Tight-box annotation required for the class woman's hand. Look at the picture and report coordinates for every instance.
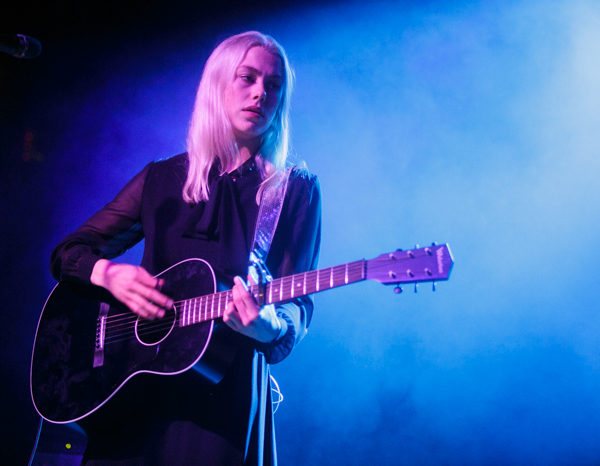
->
[223,276,282,343]
[91,259,173,320]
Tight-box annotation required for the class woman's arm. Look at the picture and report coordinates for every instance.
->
[50,163,172,319]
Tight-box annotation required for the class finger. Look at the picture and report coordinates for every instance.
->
[223,303,242,329]
[127,291,165,319]
[230,283,249,325]
[231,282,259,326]
[134,267,158,285]
[233,276,258,311]
[223,302,235,322]
[124,292,152,319]
[143,287,173,308]
[130,281,173,308]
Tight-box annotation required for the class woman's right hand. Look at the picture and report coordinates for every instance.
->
[91,259,173,319]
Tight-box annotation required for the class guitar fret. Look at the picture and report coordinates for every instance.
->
[179,260,369,324]
[308,270,317,294]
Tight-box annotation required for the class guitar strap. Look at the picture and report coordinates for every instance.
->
[244,167,291,464]
[248,167,291,286]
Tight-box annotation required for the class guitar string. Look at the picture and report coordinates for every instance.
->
[101,257,428,344]
[102,267,368,344]
[101,263,372,343]
[104,263,365,332]
[101,260,373,327]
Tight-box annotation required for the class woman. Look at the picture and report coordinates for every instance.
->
[50,31,321,465]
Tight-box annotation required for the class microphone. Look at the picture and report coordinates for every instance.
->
[0,34,42,59]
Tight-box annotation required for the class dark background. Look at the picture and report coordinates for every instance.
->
[1,2,327,463]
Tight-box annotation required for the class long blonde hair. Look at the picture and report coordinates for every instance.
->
[184,31,294,204]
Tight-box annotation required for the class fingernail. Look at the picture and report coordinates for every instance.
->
[234,276,247,289]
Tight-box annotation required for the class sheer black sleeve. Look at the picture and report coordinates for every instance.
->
[50,164,151,283]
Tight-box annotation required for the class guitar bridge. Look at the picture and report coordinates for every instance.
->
[94,302,109,367]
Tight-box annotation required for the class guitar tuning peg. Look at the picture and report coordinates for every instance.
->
[414,283,418,293]
[432,281,436,292]
[394,285,403,294]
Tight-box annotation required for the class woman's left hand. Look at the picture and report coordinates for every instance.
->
[223,276,282,343]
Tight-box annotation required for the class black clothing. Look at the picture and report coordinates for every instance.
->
[50,153,321,465]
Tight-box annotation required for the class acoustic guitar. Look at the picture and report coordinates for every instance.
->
[31,244,453,423]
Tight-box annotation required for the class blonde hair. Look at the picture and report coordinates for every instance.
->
[184,31,294,204]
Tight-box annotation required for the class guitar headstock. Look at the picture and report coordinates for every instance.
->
[366,244,454,285]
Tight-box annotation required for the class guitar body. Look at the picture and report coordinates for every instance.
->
[31,258,234,424]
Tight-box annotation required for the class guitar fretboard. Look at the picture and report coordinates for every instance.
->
[177,260,366,328]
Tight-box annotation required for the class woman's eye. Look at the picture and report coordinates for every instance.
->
[240,75,254,83]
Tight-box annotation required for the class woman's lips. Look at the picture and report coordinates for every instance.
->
[243,106,264,117]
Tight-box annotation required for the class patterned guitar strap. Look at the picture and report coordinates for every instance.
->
[244,167,291,465]
[248,167,291,292]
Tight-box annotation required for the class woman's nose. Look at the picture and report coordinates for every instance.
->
[253,83,267,101]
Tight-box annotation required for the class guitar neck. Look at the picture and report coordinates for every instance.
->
[260,259,366,304]
[175,244,453,328]
[177,260,366,326]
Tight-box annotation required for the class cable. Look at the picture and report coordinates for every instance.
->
[27,417,43,466]
[270,374,284,414]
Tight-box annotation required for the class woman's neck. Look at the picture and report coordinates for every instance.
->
[229,139,259,173]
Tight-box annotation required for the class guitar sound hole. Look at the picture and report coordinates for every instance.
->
[134,307,176,346]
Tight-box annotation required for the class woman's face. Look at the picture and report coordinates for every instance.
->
[224,46,284,148]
